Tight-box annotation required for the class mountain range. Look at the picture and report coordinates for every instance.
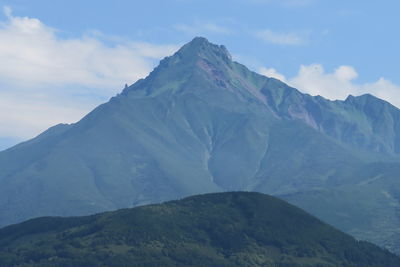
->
[1,37,400,253]
[1,192,399,267]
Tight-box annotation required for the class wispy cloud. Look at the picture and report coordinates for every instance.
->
[259,64,400,108]
[3,5,12,18]
[0,6,179,144]
[256,29,307,45]
[175,21,233,35]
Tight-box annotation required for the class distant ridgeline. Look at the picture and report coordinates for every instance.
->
[1,37,400,254]
[0,192,399,266]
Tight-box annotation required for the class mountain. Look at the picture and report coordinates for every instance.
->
[1,192,398,267]
[1,37,400,253]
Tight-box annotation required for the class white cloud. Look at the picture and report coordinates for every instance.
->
[361,78,400,108]
[0,9,178,89]
[289,64,359,99]
[258,64,400,108]
[0,7,178,146]
[259,67,287,82]
[0,91,92,139]
[256,29,306,45]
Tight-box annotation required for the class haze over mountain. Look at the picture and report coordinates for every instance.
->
[1,192,399,267]
[1,37,400,253]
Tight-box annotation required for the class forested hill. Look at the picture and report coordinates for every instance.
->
[0,192,398,266]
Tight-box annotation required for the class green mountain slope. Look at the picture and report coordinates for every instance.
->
[280,161,400,253]
[0,37,400,253]
[0,192,398,267]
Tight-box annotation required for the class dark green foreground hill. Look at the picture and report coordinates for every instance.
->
[0,192,398,267]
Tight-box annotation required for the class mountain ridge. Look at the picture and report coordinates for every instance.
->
[1,37,400,253]
[119,37,400,156]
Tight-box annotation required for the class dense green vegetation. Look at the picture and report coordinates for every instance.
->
[1,37,400,254]
[0,192,398,267]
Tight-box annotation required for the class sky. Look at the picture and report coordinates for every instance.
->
[0,0,400,150]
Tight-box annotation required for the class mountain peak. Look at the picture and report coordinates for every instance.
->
[176,36,232,62]
[188,36,210,46]
[345,93,398,110]
[121,37,236,97]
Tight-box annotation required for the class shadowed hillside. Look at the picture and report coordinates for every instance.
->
[0,192,399,267]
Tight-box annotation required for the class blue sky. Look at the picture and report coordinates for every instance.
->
[0,0,400,150]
